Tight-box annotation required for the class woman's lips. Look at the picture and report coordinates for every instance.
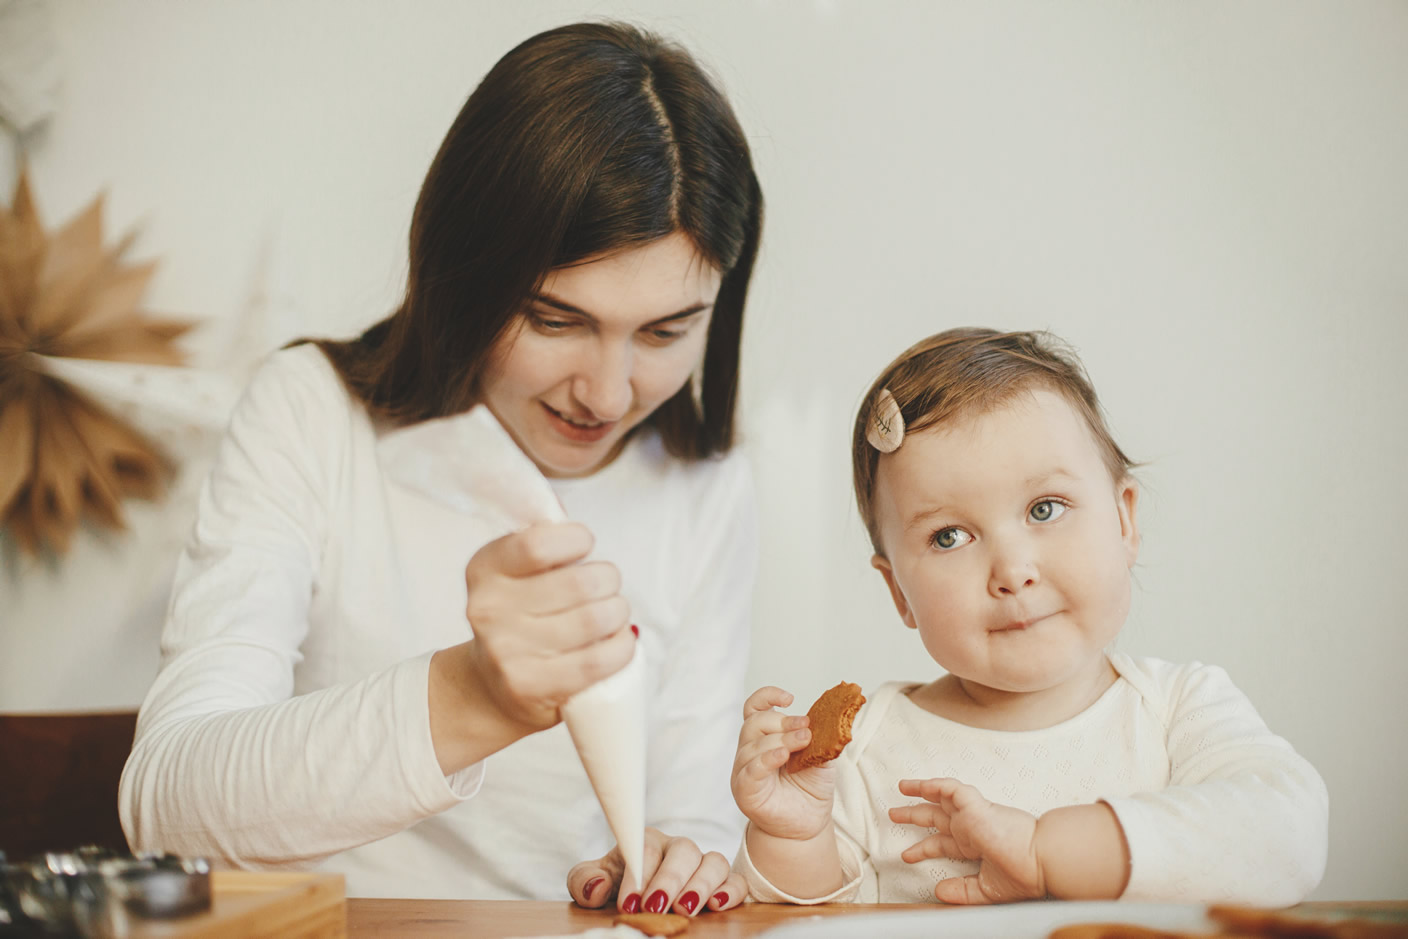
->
[542,402,616,443]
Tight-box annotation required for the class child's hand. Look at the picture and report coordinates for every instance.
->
[730,686,836,841]
[891,777,1044,904]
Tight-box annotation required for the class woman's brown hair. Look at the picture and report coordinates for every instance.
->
[309,21,762,460]
[852,328,1135,553]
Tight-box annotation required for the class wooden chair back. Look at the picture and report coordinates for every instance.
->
[0,710,138,861]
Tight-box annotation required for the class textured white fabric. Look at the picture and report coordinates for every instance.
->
[736,652,1327,906]
[119,344,757,899]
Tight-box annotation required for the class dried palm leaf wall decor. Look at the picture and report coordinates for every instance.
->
[0,169,193,557]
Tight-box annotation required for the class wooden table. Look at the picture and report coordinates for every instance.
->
[344,899,1408,938]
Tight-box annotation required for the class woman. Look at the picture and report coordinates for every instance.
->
[119,21,762,917]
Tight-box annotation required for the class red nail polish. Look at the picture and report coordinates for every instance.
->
[630,623,639,637]
[645,890,668,913]
[622,893,641,913]
[582,877,603,900]
[678,890,699,914]
[712,891,728,908]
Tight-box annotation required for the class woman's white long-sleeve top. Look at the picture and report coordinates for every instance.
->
[119,344,757,899]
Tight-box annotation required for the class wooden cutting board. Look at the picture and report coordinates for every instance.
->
[123,870,345,938]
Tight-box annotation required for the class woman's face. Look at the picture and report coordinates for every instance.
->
[480,232,722,478]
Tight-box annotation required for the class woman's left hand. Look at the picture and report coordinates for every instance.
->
[568,827,746,916]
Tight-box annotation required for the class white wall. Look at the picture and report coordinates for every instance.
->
[3,0,1405,900]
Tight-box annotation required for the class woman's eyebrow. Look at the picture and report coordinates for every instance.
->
[532,292,713,325]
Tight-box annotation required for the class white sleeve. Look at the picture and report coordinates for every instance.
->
[119,351,480,868]
[1103,662,1328,905]
[642,452,756,859]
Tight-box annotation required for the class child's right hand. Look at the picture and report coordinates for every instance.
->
[730,686,837,841]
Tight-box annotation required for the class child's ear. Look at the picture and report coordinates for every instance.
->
[871,554,918,630]
[1117,477,1141,568]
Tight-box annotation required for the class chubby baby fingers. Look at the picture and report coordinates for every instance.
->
[888,801,950,830]
[899,831,962,864]
[738,707,809,749]
[741,685,796,719]
[734,723,811,776]
[897,776,977,807]
[933,873,993,905]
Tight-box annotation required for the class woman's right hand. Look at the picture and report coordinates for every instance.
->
[730,686,837,842]
[429,521,635,772]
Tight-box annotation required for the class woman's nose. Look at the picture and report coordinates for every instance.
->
[572,341,633,421]
[987,538,1039,597]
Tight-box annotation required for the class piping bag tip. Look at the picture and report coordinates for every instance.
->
[562,642,648,893]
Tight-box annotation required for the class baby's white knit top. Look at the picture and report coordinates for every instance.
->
[736,652,1327,906]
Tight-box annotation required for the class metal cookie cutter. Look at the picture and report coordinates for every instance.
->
[1,847,211,938]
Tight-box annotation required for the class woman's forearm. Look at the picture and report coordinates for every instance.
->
[427,641,541,774]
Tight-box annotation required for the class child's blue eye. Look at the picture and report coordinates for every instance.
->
[1029,500,1067,523]
[932,527,972,550]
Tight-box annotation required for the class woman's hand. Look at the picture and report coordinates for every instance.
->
[730,686,836,841]
[567,828,746,916]
[428,521,636,773]
[891,777,1043,904]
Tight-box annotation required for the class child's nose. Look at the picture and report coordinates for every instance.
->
[987,542,1039,597]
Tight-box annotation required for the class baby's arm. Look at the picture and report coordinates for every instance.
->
[893,778,1129,903]
[1103,661,1328,906]
[730,687,850,901]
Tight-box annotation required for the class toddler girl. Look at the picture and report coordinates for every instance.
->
[731,328,1327,905]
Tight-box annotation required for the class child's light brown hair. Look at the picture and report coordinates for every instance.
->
[852,327,1135,555]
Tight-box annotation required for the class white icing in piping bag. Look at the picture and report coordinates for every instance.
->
[377,405,647,891]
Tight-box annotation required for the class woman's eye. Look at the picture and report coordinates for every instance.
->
[530,315,574,332]
[1029,500,1067,523]
[644,325,689,344]
[931,527,972,551]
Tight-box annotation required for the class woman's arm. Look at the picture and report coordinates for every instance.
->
[120,350,476,866]
[121,350,635,867]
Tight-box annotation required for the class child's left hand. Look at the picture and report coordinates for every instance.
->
[890,777,1045,904]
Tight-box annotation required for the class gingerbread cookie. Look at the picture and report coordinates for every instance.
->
[788,680,865,772]
[613,911,691,936]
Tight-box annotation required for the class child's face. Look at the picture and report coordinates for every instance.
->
[870,388,1139,696]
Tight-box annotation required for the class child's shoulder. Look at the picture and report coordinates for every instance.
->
[1108,651,1258,725]
[841,681,920,758]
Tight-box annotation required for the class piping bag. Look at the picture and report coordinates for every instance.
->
[378,405,647,892]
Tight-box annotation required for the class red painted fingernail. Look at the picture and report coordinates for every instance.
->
[712,891,728,908]
[678,890,699,914]
[582,877,603,899]
[630,624,639,637]
[645,890,668,913]
[622,893,641,913]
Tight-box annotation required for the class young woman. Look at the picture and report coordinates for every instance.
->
[120,21,763,918]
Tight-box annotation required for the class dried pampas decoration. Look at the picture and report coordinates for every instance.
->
[0,169,193,556]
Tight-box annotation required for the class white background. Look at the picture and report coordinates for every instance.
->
[2,0,1405,900]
